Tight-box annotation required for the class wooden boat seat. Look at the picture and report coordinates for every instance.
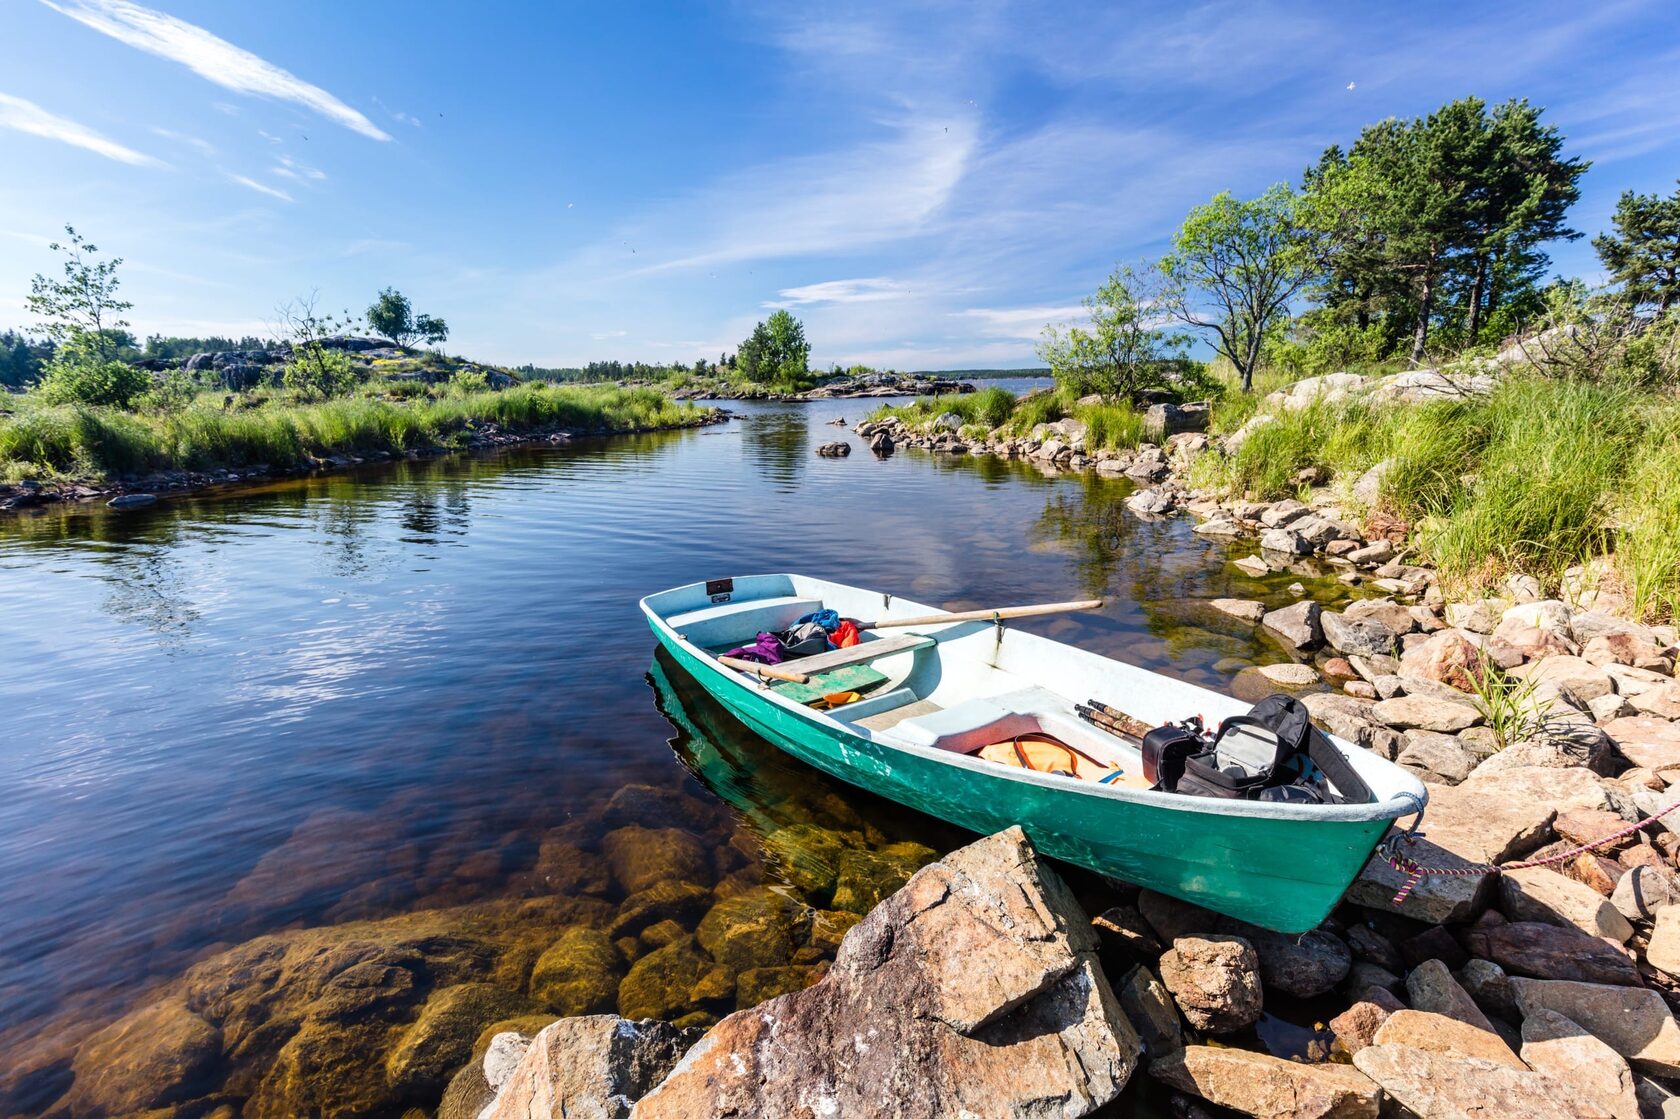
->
[782,632,934,675]
[670,595,823,647]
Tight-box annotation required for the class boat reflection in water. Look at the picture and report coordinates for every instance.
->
[646,646,968,897]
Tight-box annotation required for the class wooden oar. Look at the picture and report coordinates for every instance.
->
[861,599,1103,631]
[718,656,810,684]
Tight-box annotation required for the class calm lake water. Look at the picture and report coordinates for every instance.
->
[0,395,1359,1116]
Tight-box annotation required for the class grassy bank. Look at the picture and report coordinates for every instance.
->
[0,383,712,484]
[1191,370,1680,620]
[868,385,1147,451]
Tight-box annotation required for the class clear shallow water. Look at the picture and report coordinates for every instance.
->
[0,399,1357,1114]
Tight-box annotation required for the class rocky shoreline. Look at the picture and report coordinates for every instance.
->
[664,371,977,401]
[0,411,728,516]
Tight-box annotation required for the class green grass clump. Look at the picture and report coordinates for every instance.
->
[1617,417,1680,620]
[1409,378,1639,593]
[869,385,1020,431]
[0,384,712,483]
[1077,401,1144,450]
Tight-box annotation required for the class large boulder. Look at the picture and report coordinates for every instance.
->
[617,936,710,1021]
[1322,612,1400,659]
[1151,1046,1379,1119]
[1498,867,1633,942]
[1371,1008,1523,1068]
[482,1015,693,1119]
[1157,935,1263,1034]
[1262,601,1322,651]
[601,826,710,893]
[631,828,1141,1119]
[1512,977,1680,1075]
[1399,629,1483,692]
[695,887,799,974]
[1370,694,1482,733]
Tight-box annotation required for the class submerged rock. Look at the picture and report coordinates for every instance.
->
[61,998,221,1117]
[631,827,1141,1119]
[531,927,627,1016]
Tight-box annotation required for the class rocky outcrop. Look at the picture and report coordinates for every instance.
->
[629,827,1140,1118]
[1353,1043,1617,1118]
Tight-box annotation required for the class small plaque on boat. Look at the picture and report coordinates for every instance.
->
[706,577,734,603]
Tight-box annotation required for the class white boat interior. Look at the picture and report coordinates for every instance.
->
[646,573,1428,811]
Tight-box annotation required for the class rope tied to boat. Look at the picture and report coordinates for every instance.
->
[1378,792,1680,906]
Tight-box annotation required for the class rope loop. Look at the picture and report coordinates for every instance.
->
[1377,794,1680,907]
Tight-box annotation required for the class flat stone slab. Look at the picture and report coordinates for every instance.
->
[1512,977,1680,1076]
[1603,717,1680,774]
[1347,783,1555,924]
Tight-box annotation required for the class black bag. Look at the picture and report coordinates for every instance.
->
[1147,693,1374,805]
[771,622,831,659]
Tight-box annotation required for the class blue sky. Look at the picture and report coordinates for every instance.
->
[2,1,1677,370]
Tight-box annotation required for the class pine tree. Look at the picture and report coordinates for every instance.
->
[1594,182,1680,314]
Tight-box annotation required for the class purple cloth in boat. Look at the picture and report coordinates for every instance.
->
[723,631,785,664]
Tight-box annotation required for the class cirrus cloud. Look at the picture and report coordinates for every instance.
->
[0,91,164,166]
[40,0,391,141]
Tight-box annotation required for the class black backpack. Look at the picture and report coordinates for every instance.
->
[1141,694,1373,805]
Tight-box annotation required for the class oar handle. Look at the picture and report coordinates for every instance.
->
[862,599,1103,630]
[718,655,810,684]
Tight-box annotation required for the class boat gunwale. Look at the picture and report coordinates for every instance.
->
[640,574,1428,827]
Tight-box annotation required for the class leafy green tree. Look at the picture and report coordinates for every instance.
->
[737,309,811,387]
[1160,185,1326,392]
[26,225,133,364]
[1037,264,1188,400]
[367,288,448,348]
[0,330,53,388]
[414,313,449,347]
[1305,97,1584,360]
[1595,181,1680,315]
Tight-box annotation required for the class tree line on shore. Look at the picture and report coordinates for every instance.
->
[1044,95,1680,399]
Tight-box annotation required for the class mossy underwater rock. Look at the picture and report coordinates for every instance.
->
[385,982,531,1098]
[760,822,850,901]
[617,935,712,1021]
[529,926,626,1017]
[60,997,222,1117]
[600,826,711,894]
[695,887,800,974]
[608,880,712,938]
[830,841,938,914]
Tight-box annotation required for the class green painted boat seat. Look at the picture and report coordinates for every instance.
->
[770,663,889,705]
[669,595,824,647]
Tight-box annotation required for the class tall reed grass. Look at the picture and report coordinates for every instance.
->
[0,384,708,481]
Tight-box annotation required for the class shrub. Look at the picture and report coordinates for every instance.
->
[139,367,198,415]
[35,357,150,408]
[282,345,359,400]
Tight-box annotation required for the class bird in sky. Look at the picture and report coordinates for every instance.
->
[1346,82,1356,91]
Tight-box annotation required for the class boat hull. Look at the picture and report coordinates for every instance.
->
[650,625,1394,933]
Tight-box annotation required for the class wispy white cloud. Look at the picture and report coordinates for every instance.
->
[40,0,391,140]
[221,170,292,202]
[150,125,213,157]
[618,115,977,275]
[0,91,164,166]
[953,305,1089,340]
[271,153,325,182]
[767,278,909,308]
[590,329,628,340]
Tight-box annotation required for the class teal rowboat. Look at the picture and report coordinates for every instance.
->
[641,574,1428,933]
